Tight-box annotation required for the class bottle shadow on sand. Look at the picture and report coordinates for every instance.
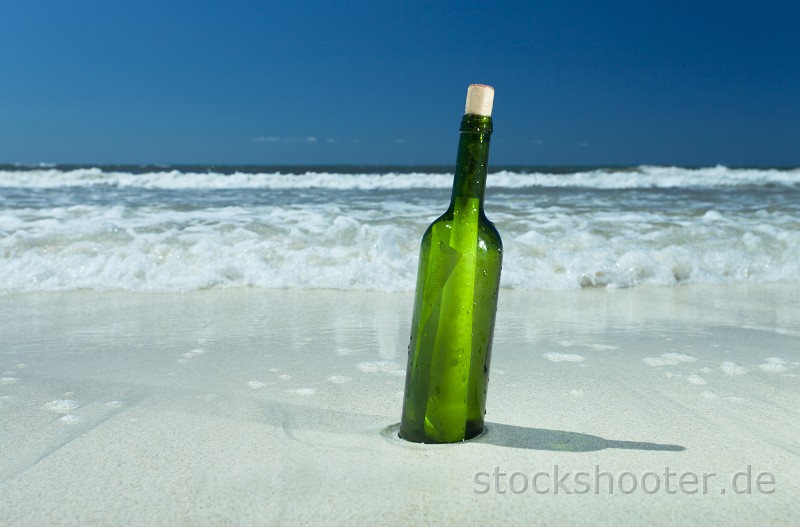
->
[381,422,684,452]
[472,422,685,452]
[264,402,684,452]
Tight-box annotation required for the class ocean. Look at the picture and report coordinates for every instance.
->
[1,164,798,293]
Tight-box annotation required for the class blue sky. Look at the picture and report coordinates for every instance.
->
[1,0,798,166]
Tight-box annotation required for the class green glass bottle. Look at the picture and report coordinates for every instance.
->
[400,84,502,443]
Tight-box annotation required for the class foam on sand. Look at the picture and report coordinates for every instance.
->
[543,352,586,363]
[720,361,749,375]
[660,353,698,363]
[286,388,317,396]
[355,360,404,373]
[759,357,789,373]
[43,400,80,414]
[643,353,698,367]
[686,374,707,385]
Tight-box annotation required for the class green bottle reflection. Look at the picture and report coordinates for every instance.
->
[400,85,502,443]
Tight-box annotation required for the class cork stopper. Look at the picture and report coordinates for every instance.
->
[464,84,494,116]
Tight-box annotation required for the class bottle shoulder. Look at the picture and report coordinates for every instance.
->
[422,211,502,250]
[478,213,503,249]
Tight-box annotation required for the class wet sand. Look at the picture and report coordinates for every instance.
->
[1,285,798,525]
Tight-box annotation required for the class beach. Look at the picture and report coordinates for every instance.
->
[4,0,800,522]
[2,284,798,525]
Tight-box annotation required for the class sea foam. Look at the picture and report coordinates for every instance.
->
[2,165,799,190]
[1,166,798,292]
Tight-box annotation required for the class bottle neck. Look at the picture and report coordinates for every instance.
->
[450,114,493,210]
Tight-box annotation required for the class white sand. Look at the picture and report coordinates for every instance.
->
[1,284,799,526]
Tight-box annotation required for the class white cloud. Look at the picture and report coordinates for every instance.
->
[252,135,328,144]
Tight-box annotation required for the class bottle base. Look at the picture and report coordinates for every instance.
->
[398,420,485,444]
